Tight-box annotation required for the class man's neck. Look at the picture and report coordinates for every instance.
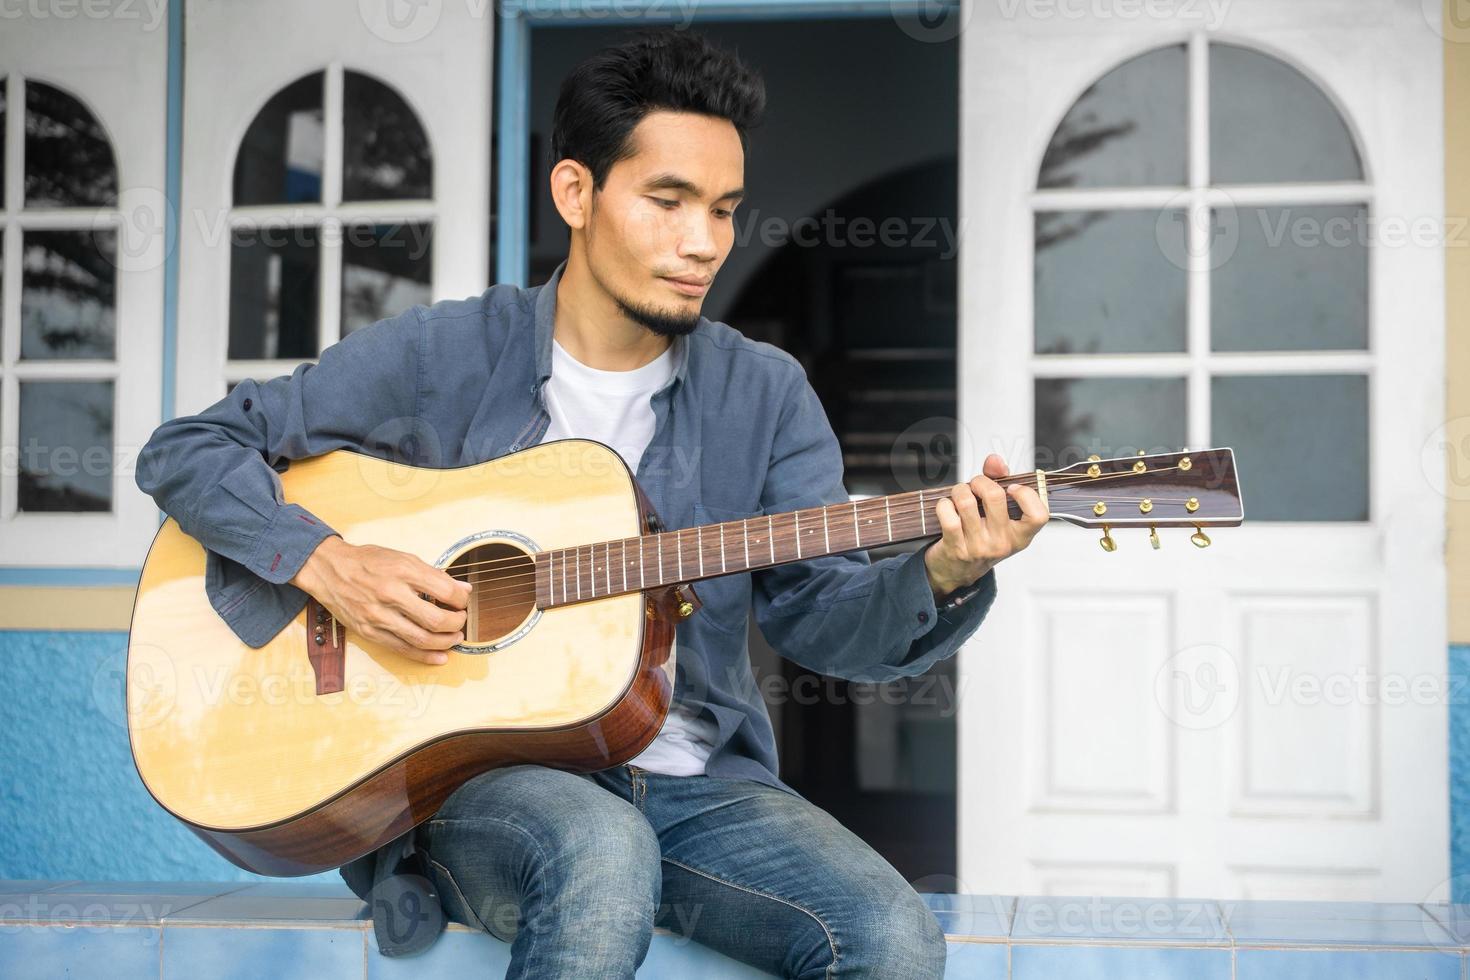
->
[554,257,673,371]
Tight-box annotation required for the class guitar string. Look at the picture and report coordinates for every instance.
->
[434,466,1200,576]
[447,501,1213,607]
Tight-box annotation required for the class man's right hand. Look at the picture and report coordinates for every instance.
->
[290,535,471,666]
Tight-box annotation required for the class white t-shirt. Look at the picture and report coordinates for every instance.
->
[540,335,719,777]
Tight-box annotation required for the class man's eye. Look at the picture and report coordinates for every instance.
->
[713,209,733,219]
[650,197,678,209]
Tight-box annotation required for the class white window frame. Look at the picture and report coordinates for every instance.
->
[0,17,167,568]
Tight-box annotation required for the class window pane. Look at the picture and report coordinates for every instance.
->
[228,224,320,359]
[1035,209,1187,354]
[1212,204,1368,352]
[1034,376,1187,469]
[1210,43,1362,184]
[1211,374,1367,521]
[341,223,432,336]
[233,73,324,205]
[1038,44,1186,189]
[21,229,117,360]
[343,71,432,201]
[18,380,113,512]
[24,80,118,208]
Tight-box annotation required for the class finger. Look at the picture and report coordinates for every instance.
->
[1008,484,1049,535]
[972,475,1010,543]
[950,482,983,557]
[982,453,1009,479]
[362,623,450,665]
[385,611,464,653]
[411,562,473,610]
[399,586,468,634]
[933,494,964,555]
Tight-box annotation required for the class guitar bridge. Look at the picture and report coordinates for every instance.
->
[305,596,346,695]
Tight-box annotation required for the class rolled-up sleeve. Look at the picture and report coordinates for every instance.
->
[751,364,996,683]
[135,305,425,634]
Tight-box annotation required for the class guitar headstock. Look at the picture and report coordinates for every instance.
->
[1042,448,1242,551]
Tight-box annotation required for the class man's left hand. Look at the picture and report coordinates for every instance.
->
[923,453,1049,597]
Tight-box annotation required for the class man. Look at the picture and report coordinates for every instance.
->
[136,27,1046,979]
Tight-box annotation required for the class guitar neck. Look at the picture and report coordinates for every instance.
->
[534,486,1025,609]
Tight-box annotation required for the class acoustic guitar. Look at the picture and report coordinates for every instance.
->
[125,439,1243,876]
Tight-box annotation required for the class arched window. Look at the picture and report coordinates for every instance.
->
[1032,40,1369,521]
[4,77,120,514]
[225,67,434,387]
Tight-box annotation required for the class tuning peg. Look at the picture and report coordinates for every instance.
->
[1099,525,1117,552]
[1190,525,1212,549]
[1149,526,1161,550]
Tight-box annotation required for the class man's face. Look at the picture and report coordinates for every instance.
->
[581,110,745,337]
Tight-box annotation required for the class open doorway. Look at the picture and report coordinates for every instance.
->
[524,19,961,881]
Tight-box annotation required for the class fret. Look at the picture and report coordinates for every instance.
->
[823,508,830,553]
[548,552,555,605]
[769,515,775,563]
[639,536,646,589]
[575,546,582,600]
[697,526,703,577]
[794,510,801,558]
[744,519,751,569]
[657,534,664,585]
[852,500,860,547]
[720,521,727,573]
[621,539,628,593]
[885,497,892,540]
[919,494,926,534]
[677,530,683,580]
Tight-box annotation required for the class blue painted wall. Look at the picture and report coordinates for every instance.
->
[2,626,1465,898]
[0,629,338,885]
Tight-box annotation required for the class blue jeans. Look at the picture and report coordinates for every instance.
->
[415,763,948,978]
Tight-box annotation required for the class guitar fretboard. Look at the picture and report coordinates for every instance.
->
[533,488,1017,609]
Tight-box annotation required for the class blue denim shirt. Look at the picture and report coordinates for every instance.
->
[135,258,997,956]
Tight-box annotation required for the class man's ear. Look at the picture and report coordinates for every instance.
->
[549,158,592,231]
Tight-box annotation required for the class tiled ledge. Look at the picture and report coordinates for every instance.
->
[0,882,1466,979]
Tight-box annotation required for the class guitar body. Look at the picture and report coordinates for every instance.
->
[126,439,680,877]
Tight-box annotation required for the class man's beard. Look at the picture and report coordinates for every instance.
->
[612,285,701,338]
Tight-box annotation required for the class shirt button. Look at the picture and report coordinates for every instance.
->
[917,611,929,625]
[242,397,252,411]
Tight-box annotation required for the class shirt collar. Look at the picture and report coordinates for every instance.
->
[533,257,692,396]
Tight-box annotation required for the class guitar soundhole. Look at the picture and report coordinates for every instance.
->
[446,542,536,647]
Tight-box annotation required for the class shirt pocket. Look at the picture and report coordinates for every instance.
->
[689,501,761,634]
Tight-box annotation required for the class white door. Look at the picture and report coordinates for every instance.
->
[175,0,491,414]
[959,8,1447,903]
[0,9,167,567]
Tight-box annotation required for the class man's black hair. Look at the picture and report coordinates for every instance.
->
[551,28,767,190]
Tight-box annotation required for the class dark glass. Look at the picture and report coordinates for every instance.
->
[1038,44,1186,189]
[1212,204,1368,352]
[341,222,432,335]
[1035,209,1187,354]
[1,77,7,208]
[1034,376,1187,470]
[343,71,432,201]
[233,73,324,205]
[20,229,117,360]
[18,380,114,512]
[228,224,320,359]
[1212,374,1368,521]
[24,80,118,208]
[1210,43,1363,184]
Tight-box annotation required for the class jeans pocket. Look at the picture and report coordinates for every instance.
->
[425,854,494,936]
